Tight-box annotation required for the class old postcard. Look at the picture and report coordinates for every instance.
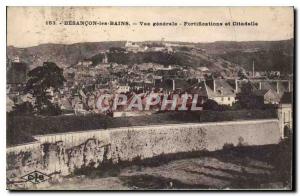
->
[6,6,294,190]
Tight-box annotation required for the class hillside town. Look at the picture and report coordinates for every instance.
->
[6,6,294,191]
[6,41,293,128]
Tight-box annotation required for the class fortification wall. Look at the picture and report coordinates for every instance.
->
[7,119,281,189]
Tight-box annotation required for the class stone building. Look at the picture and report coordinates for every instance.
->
[277,92,293,138]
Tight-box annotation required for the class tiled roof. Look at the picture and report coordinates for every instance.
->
[252,89,270,96]
[7,62,28,84]
[206,79,236,97]
[186,81,208,97]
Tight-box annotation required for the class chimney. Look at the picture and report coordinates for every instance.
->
[213,79,216,93]
[252,60,255,78]
[172,79,175,91]
[276,81,280,94]
[259,82,262,90]
[235,79,238,93]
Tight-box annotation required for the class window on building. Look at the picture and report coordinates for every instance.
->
[228,97,230,101]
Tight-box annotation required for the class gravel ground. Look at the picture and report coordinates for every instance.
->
[44,153,288,190]
[32,141,292,190]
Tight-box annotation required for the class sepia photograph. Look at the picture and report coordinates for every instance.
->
[6,6,294,190]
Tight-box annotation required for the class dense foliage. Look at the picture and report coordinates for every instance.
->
[25,62,65,115]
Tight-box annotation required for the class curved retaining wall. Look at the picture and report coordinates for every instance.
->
[7,119,281,188]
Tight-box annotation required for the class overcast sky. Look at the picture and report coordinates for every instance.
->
[7,6,294,47]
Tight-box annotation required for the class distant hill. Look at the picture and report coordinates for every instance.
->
[7,41,125,69]
[197,39,294,74]
[196,39,294,55]
[217,49,293,74]
[88,47,237,72]
[7,39,293,74]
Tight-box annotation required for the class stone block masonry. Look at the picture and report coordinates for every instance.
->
[7,119,281,189]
